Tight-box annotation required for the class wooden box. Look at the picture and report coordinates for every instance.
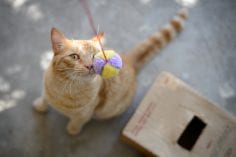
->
[122,71,236,157]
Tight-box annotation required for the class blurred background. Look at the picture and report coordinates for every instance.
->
[0,0,236,156]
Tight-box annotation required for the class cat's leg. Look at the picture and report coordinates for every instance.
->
[33,96,49,113]
[66,109,94,135]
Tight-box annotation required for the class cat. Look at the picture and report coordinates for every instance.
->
[33,8,188,135]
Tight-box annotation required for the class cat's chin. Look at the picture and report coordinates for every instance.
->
[66,73,96,82]
[79,73,97,80]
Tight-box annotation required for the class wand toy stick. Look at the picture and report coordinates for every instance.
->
[80,0,108,62]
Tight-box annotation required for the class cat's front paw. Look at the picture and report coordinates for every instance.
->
[33,97,48,113]
[66,123,81,135]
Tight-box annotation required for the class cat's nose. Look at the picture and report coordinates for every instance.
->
[85,65,94,70]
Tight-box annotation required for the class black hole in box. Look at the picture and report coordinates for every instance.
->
[177,116,206,151]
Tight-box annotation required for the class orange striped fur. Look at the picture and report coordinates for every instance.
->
[127,8,188,72]
[33,8,188,135]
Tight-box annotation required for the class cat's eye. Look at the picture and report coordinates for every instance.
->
[70,54,80,60]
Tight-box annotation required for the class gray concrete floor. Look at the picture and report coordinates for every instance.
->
[0,0,236,156]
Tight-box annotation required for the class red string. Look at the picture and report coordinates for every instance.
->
[80,0,108,61]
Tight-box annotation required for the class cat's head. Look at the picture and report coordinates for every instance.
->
[50,27,104,80]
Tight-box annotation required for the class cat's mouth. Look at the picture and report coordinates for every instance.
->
[80,68,95,77]
[88,68,95,75]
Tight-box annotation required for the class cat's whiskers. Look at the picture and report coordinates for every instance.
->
[56,68,74,71]
[56,67,87,76]
[56,66,92,98]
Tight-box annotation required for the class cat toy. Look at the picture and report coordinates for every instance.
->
[80,0,122,79]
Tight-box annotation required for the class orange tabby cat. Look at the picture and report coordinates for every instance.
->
[33,9,188,135]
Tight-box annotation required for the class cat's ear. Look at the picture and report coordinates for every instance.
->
[51,27,67,54]
[92,32,105,50]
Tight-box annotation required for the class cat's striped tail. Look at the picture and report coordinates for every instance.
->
[127,8,188,72]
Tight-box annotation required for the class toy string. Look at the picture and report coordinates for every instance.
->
[80,0,108,61]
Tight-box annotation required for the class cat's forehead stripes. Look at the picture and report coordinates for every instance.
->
[71,40,83,52]
[70,40,98,55]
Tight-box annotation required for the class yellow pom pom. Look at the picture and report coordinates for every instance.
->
[93,50,123,79]
[102,64,120,79]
